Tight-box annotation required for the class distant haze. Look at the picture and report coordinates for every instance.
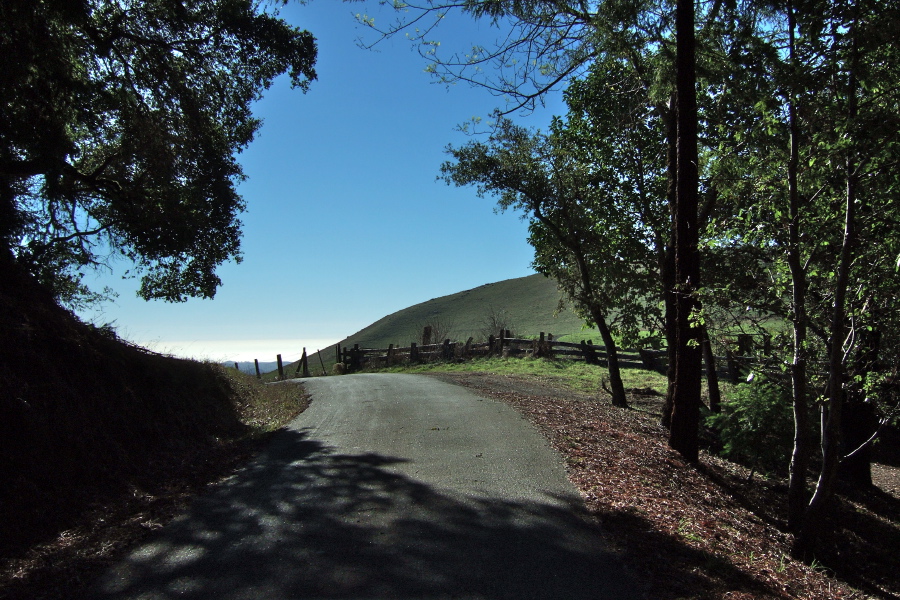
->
[227,361,282,375]
[142,338,341,364]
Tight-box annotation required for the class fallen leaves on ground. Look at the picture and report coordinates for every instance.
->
[432,371,899,600]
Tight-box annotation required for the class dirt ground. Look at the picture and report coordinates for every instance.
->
[428,371,900,600]
[2,371,897,600]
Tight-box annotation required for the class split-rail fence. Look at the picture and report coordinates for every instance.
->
[334,330,759,383]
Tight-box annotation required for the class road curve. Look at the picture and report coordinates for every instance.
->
[91,373,641,600]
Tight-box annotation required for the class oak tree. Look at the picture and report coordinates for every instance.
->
[1,0,317,305]
[440,60,667,408]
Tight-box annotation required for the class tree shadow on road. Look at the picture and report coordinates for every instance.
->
[87,426,785,600]
[88,428,644,599]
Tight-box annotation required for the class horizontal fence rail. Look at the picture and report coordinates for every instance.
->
[331,329,764,383]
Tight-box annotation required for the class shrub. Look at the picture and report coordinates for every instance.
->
[706,374,795,475]
[416,316,456,345]
[479,305,517,340]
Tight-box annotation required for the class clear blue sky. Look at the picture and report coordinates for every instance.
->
[79,2,566,363]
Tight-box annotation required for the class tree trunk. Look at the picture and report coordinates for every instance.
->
[796,26,859,553]
[785,0,812,535]
[797,169,855,553]
[661,99,678,429]
[840,397,876,488]
[592,307,629,409]
[669,0,702,462]
[700,325,721,413]
[558,228,630,411]
[840,325,881,488]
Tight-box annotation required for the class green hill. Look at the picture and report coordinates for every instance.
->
[281,274,603,377]
[343,273,590,348]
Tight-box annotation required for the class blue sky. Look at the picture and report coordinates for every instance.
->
[79,2,566,363]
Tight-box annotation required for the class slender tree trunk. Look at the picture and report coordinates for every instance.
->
[797,21,859,554]
[700,325,721,413]
[840,397,876,488]
[549,224,630,410]
[785,0,812,535]
[798,148,858,555]
[591,307,629,408]
[661,99,678,429]
[840,326,880,488]
[797,159,856,555]
[669,0,702,462]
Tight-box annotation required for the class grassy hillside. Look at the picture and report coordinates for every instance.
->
[277,273,602,377]
[341,273,592,348]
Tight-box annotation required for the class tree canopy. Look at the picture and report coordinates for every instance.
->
[363,0,900,555]
[440,57,668,407]
[0,0,317,305]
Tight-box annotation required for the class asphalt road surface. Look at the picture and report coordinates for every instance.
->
[91,373,642,599]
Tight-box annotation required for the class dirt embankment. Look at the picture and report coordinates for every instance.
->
[0,253,308,600]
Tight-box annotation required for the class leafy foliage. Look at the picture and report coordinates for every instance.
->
[706,376,797,476]
[390,0,900,552]
[440,58,667,349]
[0,0,317,304]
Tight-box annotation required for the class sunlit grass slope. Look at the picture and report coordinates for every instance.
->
[342,273,592,349]
[280,273,606,377]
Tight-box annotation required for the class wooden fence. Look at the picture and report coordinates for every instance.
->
[333,329,763,383]
[335,331,764,382]
[241,328,766,382]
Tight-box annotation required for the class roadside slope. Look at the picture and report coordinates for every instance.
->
[0,252,308,600]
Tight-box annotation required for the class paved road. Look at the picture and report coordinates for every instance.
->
[91,373,641,599]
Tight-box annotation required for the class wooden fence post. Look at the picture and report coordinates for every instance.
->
[588,340,600,365]
[498,329,506,356]
[442,338,452,360]
[254,359,261,379]
[276,354,284,381]
[581,340,599,365]
[639,348,659,372]
[547,333,555,359]
[387,343,394,367]
[299,348,310,378]
[410,342,418,363]
[488,334,495,355]
[464,337,473,358]
[726,348,741,383]
[737,334,753,357]
[535,332,546,358]
[352,344,361,372]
